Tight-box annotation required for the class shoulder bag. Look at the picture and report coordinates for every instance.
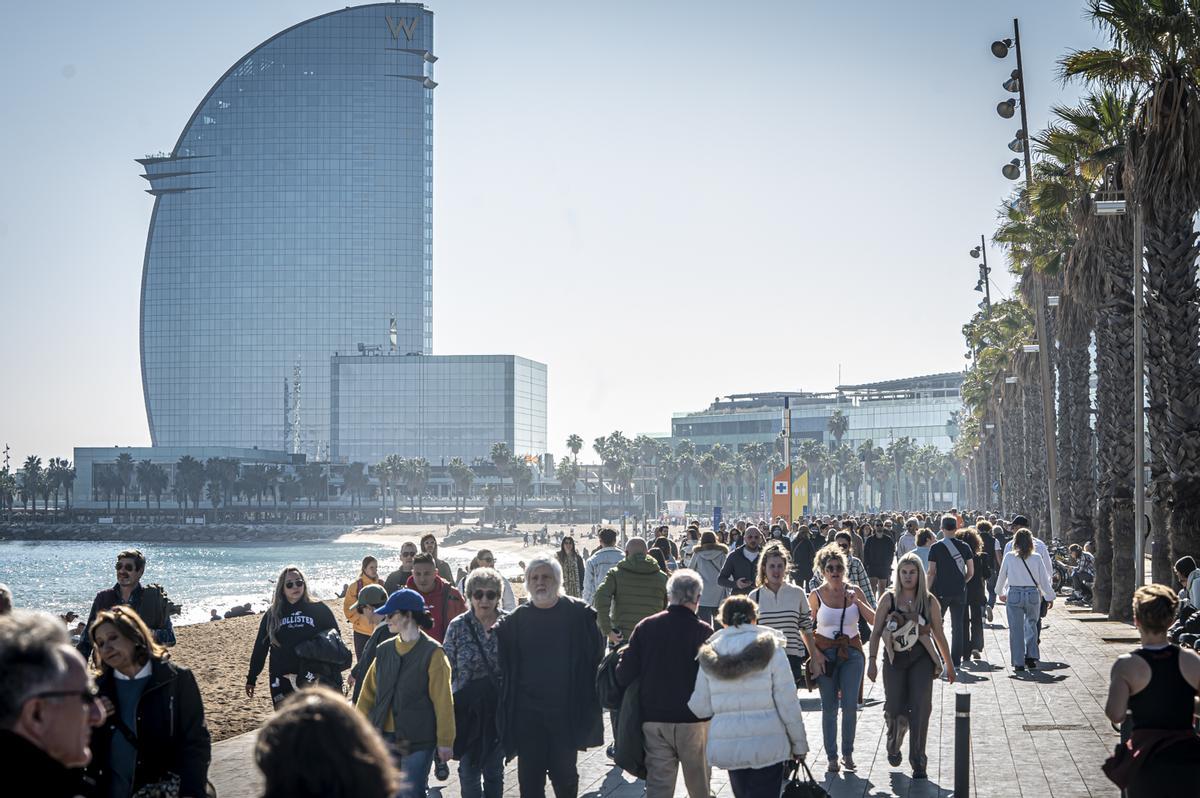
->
[1018,556,1050,618]
[783,760,830,798]
[452,616,502,759]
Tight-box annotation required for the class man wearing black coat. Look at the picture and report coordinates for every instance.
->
[615,569,713,798]
[496,556,604,798]
[718,526,764,595]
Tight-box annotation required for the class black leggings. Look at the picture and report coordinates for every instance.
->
[515,712,578,798]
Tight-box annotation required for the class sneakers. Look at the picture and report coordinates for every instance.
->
[888,751,902,767]
[826,758,840,773]
[843,755,856,771]
[605,744,615,760]
[1014,665,1026,672]
[971,650,982,660]
[1025,657,1037,670]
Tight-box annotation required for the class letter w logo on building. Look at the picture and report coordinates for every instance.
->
[385,16,419,41]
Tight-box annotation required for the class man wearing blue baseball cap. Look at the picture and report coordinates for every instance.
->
[356,588,455,798]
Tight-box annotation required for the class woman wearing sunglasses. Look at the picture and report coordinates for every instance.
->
[246,565,342,709]
[442,567,507,798]
[85,605,211,798]
[808,543,876,774]
[456,550,516,611]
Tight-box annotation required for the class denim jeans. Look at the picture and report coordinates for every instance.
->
[458,743,504,798]
[816,646,865,759]
[397,746,434,798]
[1005,586,1041,667]
[986,571,999,609]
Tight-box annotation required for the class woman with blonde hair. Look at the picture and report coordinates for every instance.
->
[808,543,875,773]
[749,543,821,685]
[85,605,211,798]
[688,595,808,798]
[247,565,343,707]
[867,552,954,779]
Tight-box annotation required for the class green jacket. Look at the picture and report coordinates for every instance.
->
[593,555,667,637]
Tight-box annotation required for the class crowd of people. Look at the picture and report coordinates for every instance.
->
[3,510,1200,798]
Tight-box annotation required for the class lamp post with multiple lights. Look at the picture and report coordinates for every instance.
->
[991,19,1062,541]
[970,235,992,316]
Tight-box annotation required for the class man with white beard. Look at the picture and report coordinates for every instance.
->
[495,556,604,798]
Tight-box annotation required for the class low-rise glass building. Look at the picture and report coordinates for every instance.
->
[330,354,547,464]
[670,372,963,453]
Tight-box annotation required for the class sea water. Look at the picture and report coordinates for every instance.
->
[0,537,480,626]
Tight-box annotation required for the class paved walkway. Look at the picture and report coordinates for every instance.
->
[210,601,1129,797]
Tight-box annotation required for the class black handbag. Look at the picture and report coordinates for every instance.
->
[783,760,829,798]
[294,628,353,670]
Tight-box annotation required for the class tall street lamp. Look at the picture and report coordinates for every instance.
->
[1093,191,1146,586]
[970,235,992,315]
[992,18,1062,540]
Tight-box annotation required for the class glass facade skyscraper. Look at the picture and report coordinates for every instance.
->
[330,354,548,464]
[139,4,436,456]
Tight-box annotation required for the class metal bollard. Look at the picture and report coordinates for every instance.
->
[954,691,970,798]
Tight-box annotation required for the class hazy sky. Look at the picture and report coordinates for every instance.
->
[0,1,1105,466]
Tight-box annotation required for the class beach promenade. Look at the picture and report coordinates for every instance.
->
[209,600,1129,797]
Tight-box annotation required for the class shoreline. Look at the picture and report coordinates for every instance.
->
[0,522,354,544]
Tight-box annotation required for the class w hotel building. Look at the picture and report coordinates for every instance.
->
[138,4,545,463]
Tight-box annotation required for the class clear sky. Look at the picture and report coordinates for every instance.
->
[0,1,1105,466]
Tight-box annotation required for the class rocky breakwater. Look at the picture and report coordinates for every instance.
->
[0,523,353,543]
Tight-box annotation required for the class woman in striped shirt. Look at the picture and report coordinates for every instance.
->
[750,543,823,685]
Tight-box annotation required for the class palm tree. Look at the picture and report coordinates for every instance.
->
[675,440,696,507]
[742,442,768,515]
[448,457,474,513]
[555,457,578,510]
[135,460,157,510]
[827,409,849,450]
[0,469,17,521]
[566,434,583,463]
[1063,2,1200,562]
[114,453,135,512]
[698,453,719,513]
[491,442,512,519]
[342,462,368,508]
[511,460,534,507]
[886,437,916,509]
[797,439,824,513]
[592,436,608,519]
[20,456,43,518]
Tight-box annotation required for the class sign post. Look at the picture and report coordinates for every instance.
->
[712,505,722,532]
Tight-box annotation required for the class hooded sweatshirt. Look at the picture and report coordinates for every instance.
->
[406,574,468,643]
[592,554,668,637]
[422,539,455,583]
[687,624,808,770]
[688,545,729,607]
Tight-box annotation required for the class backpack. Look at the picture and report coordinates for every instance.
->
[595,643,627,710]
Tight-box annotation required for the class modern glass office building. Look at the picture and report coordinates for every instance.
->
[330,354,548,464]
[669,372,964,453]
[139,4,436,456]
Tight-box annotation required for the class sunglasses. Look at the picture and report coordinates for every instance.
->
[472,590,499,601]
[825,565,845,574]
[115,563,138,573]
[401,551,416,557]
[33,685,100,705]
[285,579,305,589]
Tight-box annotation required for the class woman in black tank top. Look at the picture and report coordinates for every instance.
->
[1104,585,1200,798]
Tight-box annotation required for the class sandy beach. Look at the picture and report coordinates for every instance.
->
[172,523,611,741]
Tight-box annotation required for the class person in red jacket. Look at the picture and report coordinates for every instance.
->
[407,552,467,643]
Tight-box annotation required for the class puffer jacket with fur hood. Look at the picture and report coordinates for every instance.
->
[687,624,808,770]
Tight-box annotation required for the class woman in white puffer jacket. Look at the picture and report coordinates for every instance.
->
[688,595,808,798]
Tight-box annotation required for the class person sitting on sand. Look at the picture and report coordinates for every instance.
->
[246,565,342,709]
[85,605,211,798]
[421,534,454,583]
[224,603,253,619]
[209,609,220,622]
[259,687,400,798]
[356,588,455,798]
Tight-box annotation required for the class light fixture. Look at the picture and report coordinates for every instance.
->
[1003,69,1022,93]
[1094,199,1128,216]
[975,281,985,293]
[1047,295,1060,307]
[1022,344,1040,353]
[1008,137,1026,153]
[992,39,1012,58]
[1005,376,1018,384]
[997,99,1016,119]
[970,246,981,259]
[1002,159,1021,180]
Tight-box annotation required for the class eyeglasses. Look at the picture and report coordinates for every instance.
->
[472,590,499,601]
[285,580,305,589]
[824,565,845,574]
[32,685,100,705]
[115,563,137,573]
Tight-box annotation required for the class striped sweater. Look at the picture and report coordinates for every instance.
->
[748,582,813,658]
